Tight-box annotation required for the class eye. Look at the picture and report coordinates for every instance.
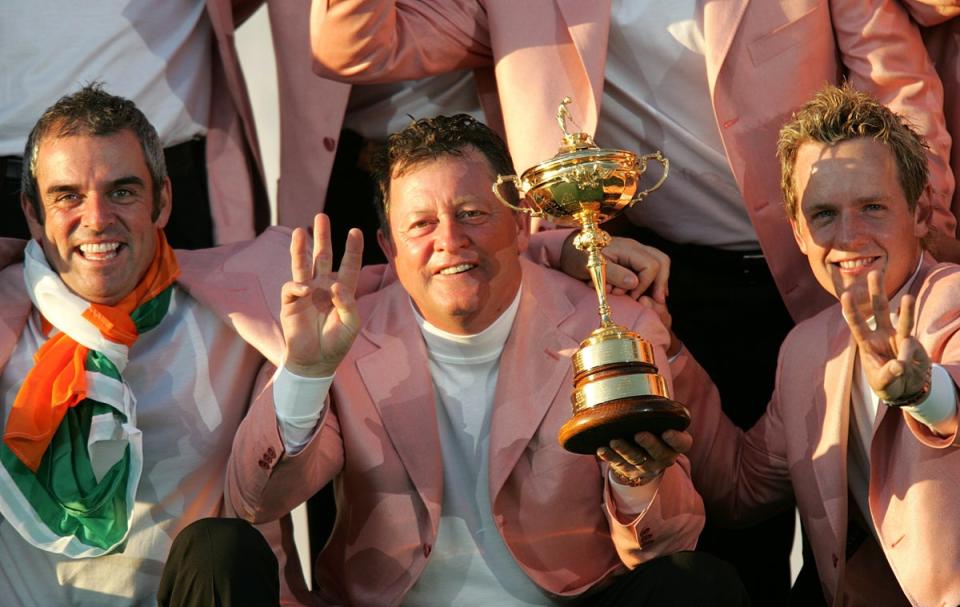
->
[110,188,136,202]
[458,208,487,223]
[810,208,836,222]
[404,218,436,235]
[863,202,885,213]
[54,192,82,205]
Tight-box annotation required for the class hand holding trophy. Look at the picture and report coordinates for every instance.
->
[492,98,690,454]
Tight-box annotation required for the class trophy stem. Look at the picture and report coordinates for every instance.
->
[573,208,614,328]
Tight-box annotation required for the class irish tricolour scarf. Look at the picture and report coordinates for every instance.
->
[0,231,179,557]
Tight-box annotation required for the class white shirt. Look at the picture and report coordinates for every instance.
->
[596,0,758,250]
[0,288,261,606]
[0,0,211,155]
[343,71,484,140]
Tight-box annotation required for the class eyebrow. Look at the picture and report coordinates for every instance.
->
[45,175,146,196]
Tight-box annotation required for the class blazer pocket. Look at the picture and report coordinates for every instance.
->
[748,1,828,67]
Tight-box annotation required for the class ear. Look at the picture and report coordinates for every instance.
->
[377,228,396,264]
[514,211,530,254]
[913,193,931,239]
[789,215,809,256]
[154,176,173,228]
[20,193,44,241]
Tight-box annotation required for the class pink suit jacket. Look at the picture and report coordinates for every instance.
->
[196,0,271,243]
[901,2,960,221]
[227,258,705,607]
[0,232,316,605]
[200,0,354,241]
[677,256,960,606]
[311,0,955,323]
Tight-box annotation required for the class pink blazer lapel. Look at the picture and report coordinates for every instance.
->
[814,312,856,550]
[356,285,444,530]
[703,0,750,93]
[488,261,580,501]
[176,229,290,365]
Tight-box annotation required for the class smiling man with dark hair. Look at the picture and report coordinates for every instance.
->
[0,84,316,606]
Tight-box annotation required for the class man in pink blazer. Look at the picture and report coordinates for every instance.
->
[0,86,317,605]
[659,86,960,606]
[226,115,746,605]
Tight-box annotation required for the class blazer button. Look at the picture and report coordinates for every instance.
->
[323,137,336,152]
[266,447,276,459]
[422,543,432,558]
[258,458,270,470]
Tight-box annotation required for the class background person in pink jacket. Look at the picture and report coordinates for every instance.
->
[226,115,748,606]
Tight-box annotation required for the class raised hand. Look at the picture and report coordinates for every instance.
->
[596,429,692,486]
[840,270,931,404]
[281,214,364,378]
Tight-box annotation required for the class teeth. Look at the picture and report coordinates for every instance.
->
[837,259,873,269]
[80,242,120,254]
[79,242,121,259]
[439,263,474,275]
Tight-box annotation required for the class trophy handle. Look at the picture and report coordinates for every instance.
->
[634,152,670,202]
[492,174,541,216]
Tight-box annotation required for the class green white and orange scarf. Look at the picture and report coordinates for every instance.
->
[0,231,179,557]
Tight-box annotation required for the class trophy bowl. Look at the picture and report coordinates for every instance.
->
[493,98,690,455]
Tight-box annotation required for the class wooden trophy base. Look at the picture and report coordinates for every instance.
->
[558,396,691,455]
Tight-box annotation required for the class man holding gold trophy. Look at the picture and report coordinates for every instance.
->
[226,113,748,605]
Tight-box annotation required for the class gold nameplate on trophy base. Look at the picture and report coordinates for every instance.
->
[493,98,690,455]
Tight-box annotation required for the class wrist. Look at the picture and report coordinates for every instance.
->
[610,467,663,487]
[283,360,337,379]
[883,367,933,408]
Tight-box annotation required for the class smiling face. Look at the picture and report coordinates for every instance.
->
[379,147,528,335]
[789,137,926,310]
[22,129,171,305]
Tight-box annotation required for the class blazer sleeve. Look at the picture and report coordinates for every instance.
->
[674,345,795,527]
[602,456,705,568]
[599,316,704,566]
[903,264,960,447]
[832,0,955,236]
[311,0,493,82]
[225,362,346,524]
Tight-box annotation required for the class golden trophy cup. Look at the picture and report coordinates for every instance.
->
[493,98,690,455]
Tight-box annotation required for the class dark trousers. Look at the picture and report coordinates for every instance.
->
[612,223,798,606]
[580,551,750,606]
[161,522,744,607]
[1,138,214,249]
[323,128,386,266]
[158,518,280,607]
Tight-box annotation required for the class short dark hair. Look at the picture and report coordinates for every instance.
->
[21,82,167,220]
[777,83,929,219]
[371,114,515,236]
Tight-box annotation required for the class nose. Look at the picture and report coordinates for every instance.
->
[79,194,115,231]
[434,215,469,252]
[834,210,868,248]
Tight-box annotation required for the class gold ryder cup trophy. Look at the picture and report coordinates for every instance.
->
[492,98,690,455]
